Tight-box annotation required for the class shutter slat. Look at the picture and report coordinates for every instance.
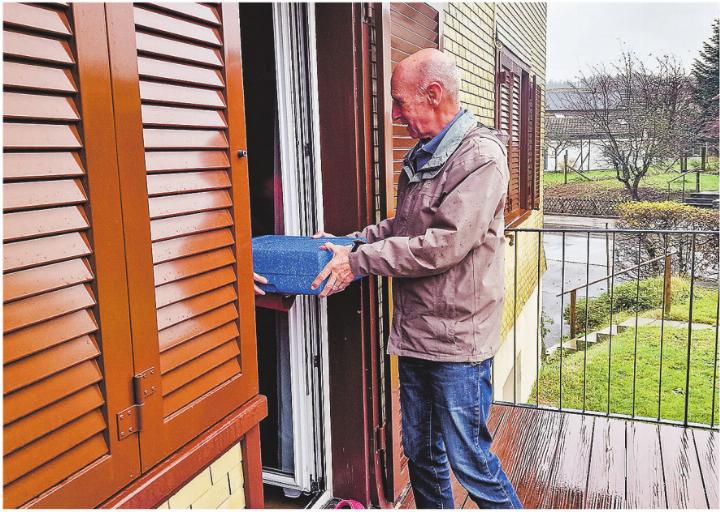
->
[160,321,238,373]
[4,309,97,364]
[153,247,235,285]
[4,258,93,303]
[145,3,221,26]
[141,104,227,129]
[4,284,96,334]
[148,190,232,219]
[2,152,84,181]
[3,4,72,37]
[389,10,438,44]
[161,340,239,396]
[152,228,234,264]
[133,6,222,47]
[3,92,80,121]
[145,149,229,172]
[4,179,86,211]
[162,358,240,417]
[3,30,75,65]
[150,210,233,243]
[143,128,229,150]
[4,335,99,394]
[4,410,105,485]
[4,232,92,272]
[4,360,102,424]
[158,302,237,352]
[389,3,438,32]
[4,206,89,242]
[3,386,104,455]
[155,266,236,308]
[147,171,231,196]
[140,80,226,108]
[137,56,224,89]
[3,123,82,150]
[3,61,77,93]
[156,284,236,331]
[136,32,223,68]
[3,433,107,509]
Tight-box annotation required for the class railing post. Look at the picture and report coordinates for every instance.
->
[698,145,706,192]
[564,152,568,184]
[570,289,577,339]
[663,254,672,315]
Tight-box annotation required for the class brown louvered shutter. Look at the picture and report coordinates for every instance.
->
[3,3,140,508]
[387,2,440,214]
[533,83,542,209]
[105,2,258,470]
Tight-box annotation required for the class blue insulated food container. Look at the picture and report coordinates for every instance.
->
[252,235,365,295]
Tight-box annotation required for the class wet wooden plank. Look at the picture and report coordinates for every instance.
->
[2,152,84,180]
[143,128,228,150]
[4,92,79,121]
[135,31,223,68]
[4,205,89,242]
[146,170,230,196]
[148,190,232,219]
[4,409,105,485]
[155,284,236,331]
[151,228,234,264]
[626,421,666,508]
[3,30,75,65]
[540,413,594,508]
[140,80,226,109]
[153,247,235,286]
[585,417,625,508]
[155,265,235,308]
[4,258,93,303]
[158,302,237,352]
[4,232,91,272]
[133,6,222,47]
[161,340,239,395]
[137,56,224,88]
[4,123,82,150]
[3,61,77,93]
[160,321,238,373]
[150,210,233,242]
[145,149,229,172]
[660,424,708,508]
[3,309,97,364]
[694,429,718,509]
[142,104,226,129]
[3,4,72,37]
[4,385,104,455]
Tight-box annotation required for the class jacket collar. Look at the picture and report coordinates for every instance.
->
[402,110,479,184]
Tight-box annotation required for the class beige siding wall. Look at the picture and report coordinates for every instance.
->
[441,3,547,347]
[157,442,246,509]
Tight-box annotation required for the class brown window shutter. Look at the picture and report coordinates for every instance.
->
[3,4,139,508]
[533,83,542,209]
[105,2,259,471]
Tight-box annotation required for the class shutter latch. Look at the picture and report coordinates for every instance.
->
[117,367,159,440]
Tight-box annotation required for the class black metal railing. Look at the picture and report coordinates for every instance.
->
[494,227,719,430]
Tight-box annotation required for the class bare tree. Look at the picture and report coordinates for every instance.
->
[568,52,697,200]
[544,131,573,171]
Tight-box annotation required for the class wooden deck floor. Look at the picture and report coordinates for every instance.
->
[399,404,718,509]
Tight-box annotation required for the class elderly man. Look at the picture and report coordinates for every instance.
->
[312,48,521,509]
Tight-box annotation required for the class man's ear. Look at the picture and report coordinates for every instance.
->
[426,82,443,107]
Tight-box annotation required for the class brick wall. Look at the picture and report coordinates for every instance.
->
[157,443,246,509]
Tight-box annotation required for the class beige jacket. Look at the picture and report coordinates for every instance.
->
[348,111,509,362]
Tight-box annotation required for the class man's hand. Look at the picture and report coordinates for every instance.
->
[253,272,268,295]
[311,242,355,297]
[312,230,335,238]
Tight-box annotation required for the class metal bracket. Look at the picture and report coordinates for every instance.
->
[117,405,140,440]
[117,367,160,440]
[375,425,386,452]
[133,367,159,402]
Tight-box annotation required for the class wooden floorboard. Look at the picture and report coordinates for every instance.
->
[626,421,666,508]
[540,413,594,508]
[585,416,625,509]
[660,423,708,508]
[694,429,719,509]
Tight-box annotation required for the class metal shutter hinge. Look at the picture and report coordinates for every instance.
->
[117,367,159,440]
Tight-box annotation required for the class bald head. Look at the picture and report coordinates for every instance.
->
[395,48,461,105]
[391,49,462,139]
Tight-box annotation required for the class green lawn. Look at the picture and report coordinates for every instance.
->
[544,168,720,192]
[532,325,719,425]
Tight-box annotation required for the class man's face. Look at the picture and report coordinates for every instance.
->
[391,71,433,140]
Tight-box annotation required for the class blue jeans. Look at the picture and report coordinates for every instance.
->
[399,357,522,509]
